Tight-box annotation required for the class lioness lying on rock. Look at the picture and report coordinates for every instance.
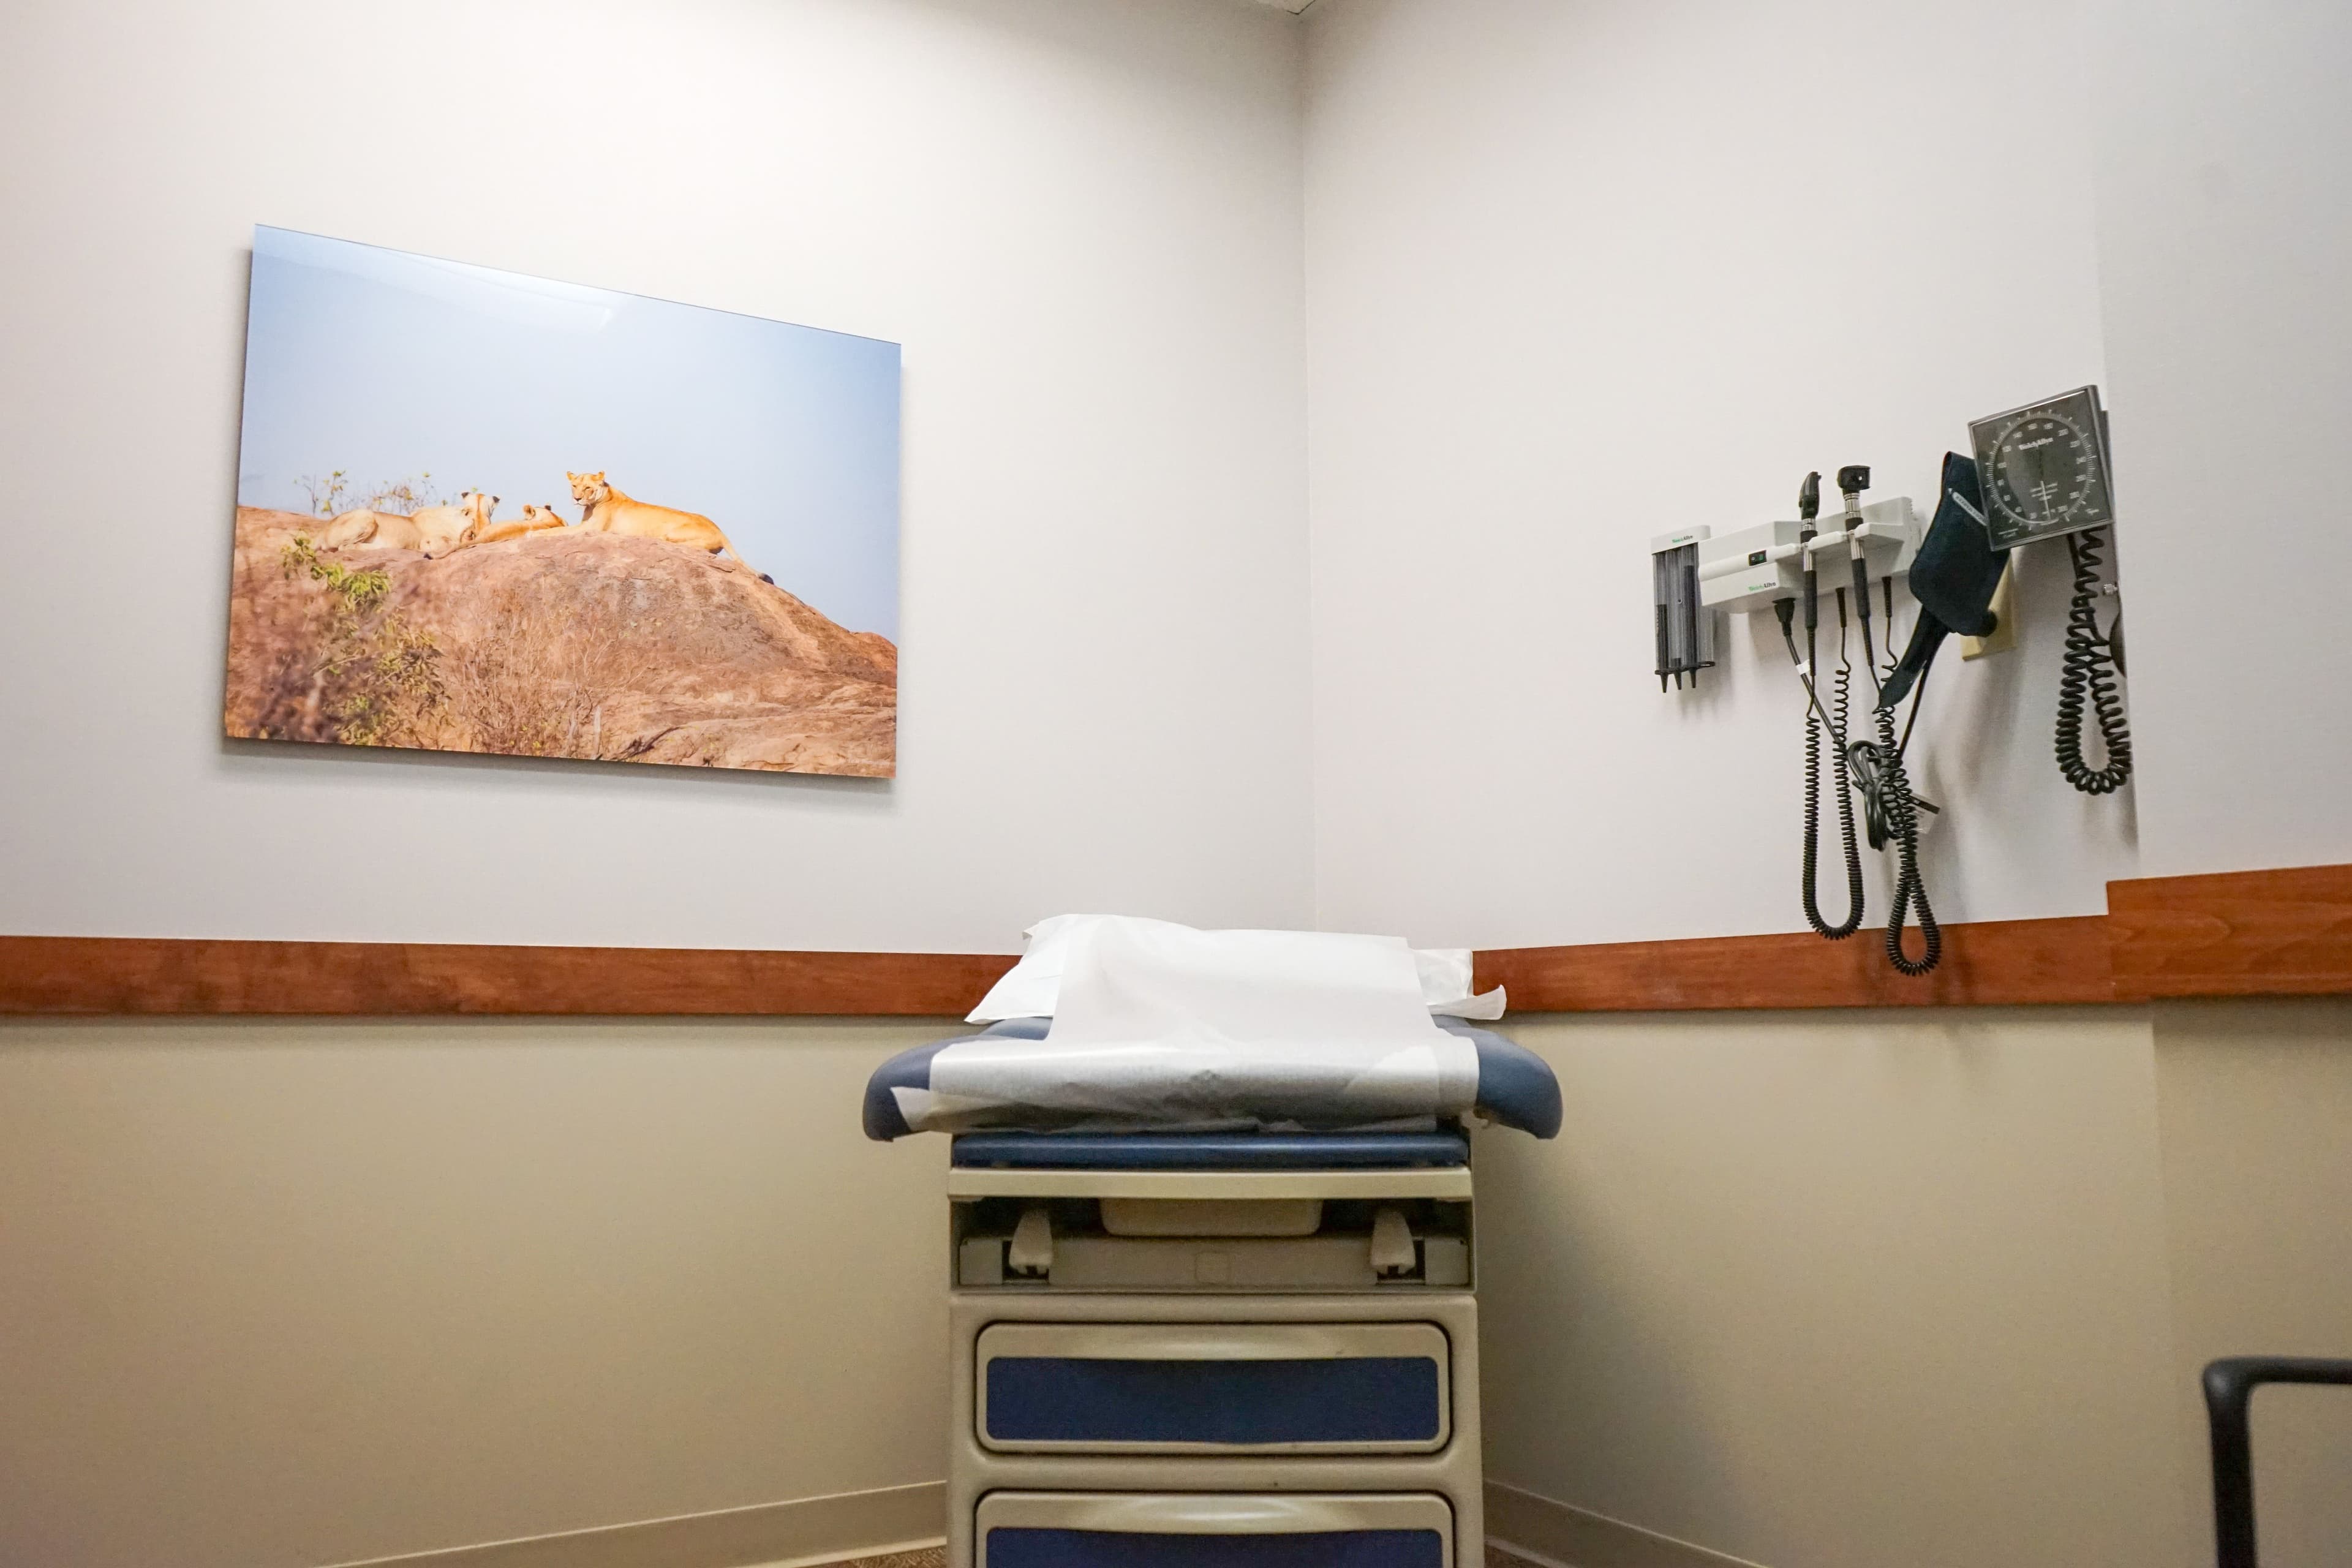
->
[568,470,774,584]
[317,490,494,556]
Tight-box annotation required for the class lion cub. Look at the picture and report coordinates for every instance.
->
[566,471,772,583]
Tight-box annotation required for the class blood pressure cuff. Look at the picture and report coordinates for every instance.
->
[1880,451,2005,709]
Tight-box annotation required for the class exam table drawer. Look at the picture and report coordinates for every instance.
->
[976,1490,1452,1568]
[976,1321,1449,1453]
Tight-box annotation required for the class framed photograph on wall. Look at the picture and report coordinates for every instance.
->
[224,225,902,777]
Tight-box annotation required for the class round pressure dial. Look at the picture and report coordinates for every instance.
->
[1968,386,2114,549]
[1987,410,2097,526]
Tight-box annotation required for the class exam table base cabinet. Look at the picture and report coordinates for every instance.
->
[946,1163,1483,1568]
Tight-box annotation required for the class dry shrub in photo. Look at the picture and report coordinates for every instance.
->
[440,579,668,761]
[228,536,448,747]
[295,470,449,518]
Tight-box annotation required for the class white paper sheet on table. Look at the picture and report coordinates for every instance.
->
[967,913,1505,1023]
[894,916,1484,1134]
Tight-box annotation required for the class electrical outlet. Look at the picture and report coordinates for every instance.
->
[1961,558,2017,660]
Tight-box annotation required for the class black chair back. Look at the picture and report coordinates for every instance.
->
[2202,1356,2352,1568]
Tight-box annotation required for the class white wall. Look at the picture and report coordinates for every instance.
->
[1302,0,2137,948]
[2087,0,2352,878]
[0,0,1311,953]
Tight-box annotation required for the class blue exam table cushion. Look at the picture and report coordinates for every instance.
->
[952,1129,1469,1169]
[863,1017,1559,1142]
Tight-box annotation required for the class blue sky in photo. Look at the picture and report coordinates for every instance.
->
[236,225,902,639]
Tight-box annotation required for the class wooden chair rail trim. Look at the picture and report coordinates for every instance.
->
[0,937,1017,1018]
[1,864,2345,1017]
[1473,915,2116,1013]
[2106,862,2352,1002]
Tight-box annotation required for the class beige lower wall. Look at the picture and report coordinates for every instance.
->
[2152,998,2352,1568]
[7,1005,2346,1568]
[1480,1008,2188,1568]
[0,1017,953,1568]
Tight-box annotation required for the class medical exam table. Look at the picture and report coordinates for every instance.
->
[867,1016,1562,1568]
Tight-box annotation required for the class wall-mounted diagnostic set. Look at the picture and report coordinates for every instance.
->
[1651,385,2133,978]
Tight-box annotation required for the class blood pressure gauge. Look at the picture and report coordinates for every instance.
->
[1967,385,2114,550]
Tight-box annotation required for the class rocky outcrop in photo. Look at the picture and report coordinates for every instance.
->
[224,507,897,776]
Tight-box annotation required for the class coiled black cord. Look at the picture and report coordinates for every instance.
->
[1881,576,1899,685]
[2056,527,2133,794]
[1849,654,1936,846]
[1801,657,1866,938]
[1778,594,1866,941]
[1798,593,1866,938]
[1850,706,1940,975]
[1850,562,1940,975]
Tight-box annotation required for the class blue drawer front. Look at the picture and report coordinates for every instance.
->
[986,1356,1441,1445]
[986,1527,1444,1568]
